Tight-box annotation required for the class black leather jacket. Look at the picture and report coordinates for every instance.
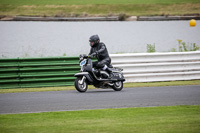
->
[89,42,111,62]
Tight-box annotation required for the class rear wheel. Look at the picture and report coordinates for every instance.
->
[75,77,88,93]
[112,81,123,91]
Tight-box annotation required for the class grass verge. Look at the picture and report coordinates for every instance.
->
[0,105,200,133]
[0,80,200,93]
[1,0,200,5]
[0,0,200,17]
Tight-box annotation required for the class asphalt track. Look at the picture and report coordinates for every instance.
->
[0,85,200,114]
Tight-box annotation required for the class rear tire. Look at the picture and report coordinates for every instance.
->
[75,77,88,93]
[112,81,123,91]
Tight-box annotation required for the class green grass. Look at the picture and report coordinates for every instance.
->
[0,0,200,17]
[0,80,200,93]
[1,0,200,5]
[0,105,200,133]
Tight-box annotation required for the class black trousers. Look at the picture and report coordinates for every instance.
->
[92,59,111,69]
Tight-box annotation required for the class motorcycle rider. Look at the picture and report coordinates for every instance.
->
[88,35,113,78]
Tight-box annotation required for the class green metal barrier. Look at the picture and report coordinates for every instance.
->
[0,57,80,89]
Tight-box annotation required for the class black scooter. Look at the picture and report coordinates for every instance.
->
[74,54,125,92]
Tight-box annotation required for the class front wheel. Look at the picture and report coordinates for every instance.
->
[112,81,123,91]
[75,77,88,93]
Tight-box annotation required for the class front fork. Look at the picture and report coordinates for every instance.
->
[78,76,86,85]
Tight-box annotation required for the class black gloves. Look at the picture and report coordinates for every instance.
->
[89,52,97,57]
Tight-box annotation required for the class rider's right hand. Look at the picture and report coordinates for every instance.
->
[89,52,96,58]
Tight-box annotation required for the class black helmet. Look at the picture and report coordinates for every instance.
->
[89,35,100,47]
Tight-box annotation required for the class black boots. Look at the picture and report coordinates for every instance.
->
[106,67,114,78]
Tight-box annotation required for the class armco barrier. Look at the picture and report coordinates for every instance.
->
[0,51,200,89]
[0,57,80,89]
[110,51,200,82]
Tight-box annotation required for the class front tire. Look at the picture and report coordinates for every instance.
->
[75,77,88,93]
[112,81,123,91]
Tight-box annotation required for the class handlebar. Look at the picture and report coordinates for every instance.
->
[80,54,93,59]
